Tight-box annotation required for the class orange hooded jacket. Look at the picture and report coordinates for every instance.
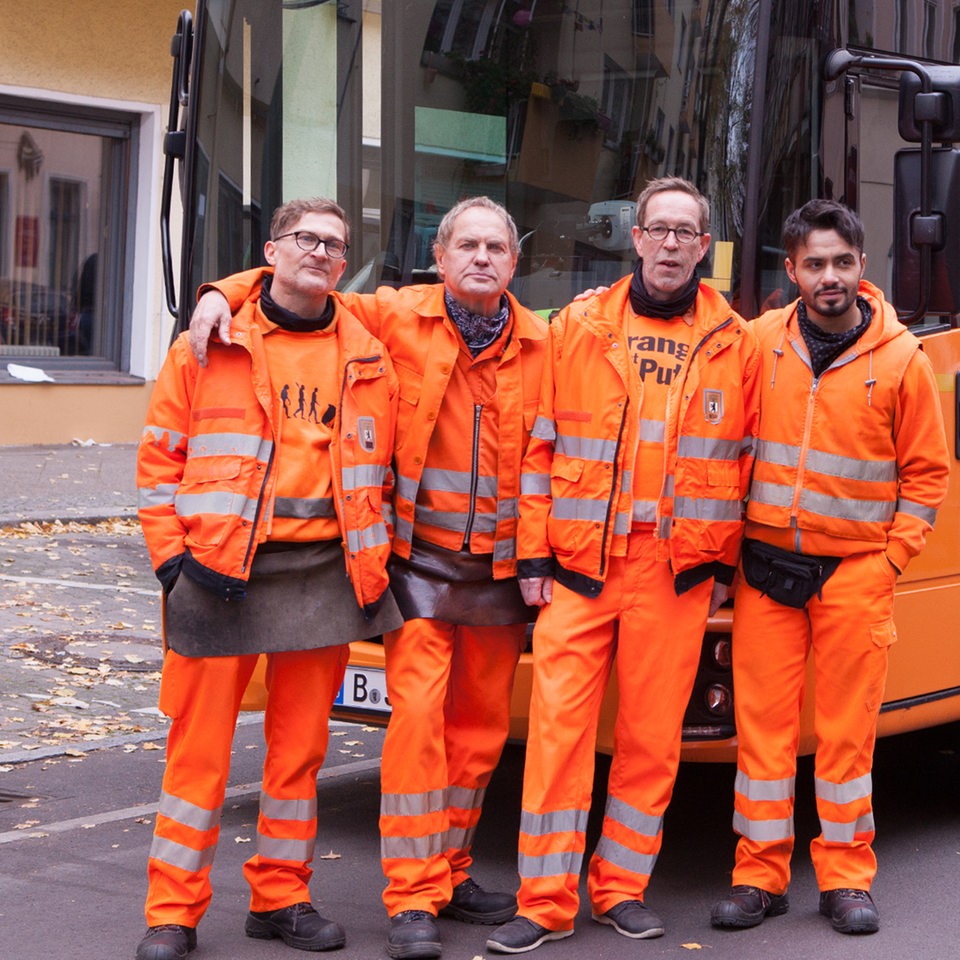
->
[518,274,762,597]
[745,279,949,571]
[137,295,398,615]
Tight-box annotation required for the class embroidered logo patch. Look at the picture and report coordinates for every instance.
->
[358,416,377,452]
[703,389,724,424]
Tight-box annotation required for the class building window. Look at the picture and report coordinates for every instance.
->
[0,95,135,365]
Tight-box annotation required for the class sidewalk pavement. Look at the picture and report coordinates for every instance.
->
[0,441,138,527]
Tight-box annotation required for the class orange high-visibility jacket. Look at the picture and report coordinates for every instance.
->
[206,270,548,580]
[137,296,399,615]
[746,279,950,571]
[518,275,762,597]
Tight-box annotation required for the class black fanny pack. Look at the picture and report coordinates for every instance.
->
[740,539,841,609]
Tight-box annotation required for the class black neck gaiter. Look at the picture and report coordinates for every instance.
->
[259,274,335,332]
[628,260,699,319]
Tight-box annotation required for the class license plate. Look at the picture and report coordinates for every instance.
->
[335,665,391,714]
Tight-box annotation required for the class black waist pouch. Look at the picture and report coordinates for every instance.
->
[741,539,841,609]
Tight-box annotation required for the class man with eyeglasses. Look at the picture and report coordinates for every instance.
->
[487,177,762,953]
[135,198,402,960]
[186,196,548,959]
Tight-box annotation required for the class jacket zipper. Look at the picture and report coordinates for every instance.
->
[462,403,483,546]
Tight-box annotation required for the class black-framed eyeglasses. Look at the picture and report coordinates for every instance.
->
[274,231,349,258]
[640,224,704,244]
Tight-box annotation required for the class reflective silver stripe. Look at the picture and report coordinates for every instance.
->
[157,790,221,832]
[552,497,609,522]
[521,472,551,495]
[447,824,476,852]
[381,790,447,817]
[395,515,414,543]
[187,432,270,458]
[673,496,742,521]
[638,418,665,443]
[414,505,497,534]
[381,831,445,860]
[493,537,517,562]
[342,463,388,490]
[555,433,618,463]
[677,435,741,460]
[531,415,556,442]
[755,439,800,468]
[819,813,875,843]
[805,449,897,483]
[815,773,871,805]
[663,474,675,496]
[897,497,938,525]
[621,469,633,489]
[143,424,186,450]
[259,791,317,822]
[741,434,755,455]
[420,467,498,498]
[273,496,336,519]
[750,479,795,508]
[658,516,672,538]
[257,834,315,862]
[383,502,395,528]
[448,785,484,810]
[632,499,658,524]
[496,498,518,521]
[518,849,582,879]
[138,483,179,509]
[396,474,419,502]
[149,834,217,872]
[174,490,258,521]
[798,488,896,523]
[732,810,793,842]
[735,770,795,803]
[613,510,631,535]
[346,519,390,551]
[603,796,661,839]
[520,808,588,837]
[593,835,657,877]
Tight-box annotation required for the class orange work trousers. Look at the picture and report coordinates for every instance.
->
[730,550,895,894]
[515,532,711,931]
[144,645,349,927]
[379,617,526,916]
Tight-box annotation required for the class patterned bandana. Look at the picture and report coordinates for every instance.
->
[797,296,871,378]
[444,290,510,357]
[259,274,335,332]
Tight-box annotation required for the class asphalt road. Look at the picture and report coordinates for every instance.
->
[1,521,958,959]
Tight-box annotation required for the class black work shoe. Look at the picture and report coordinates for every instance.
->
[486,916,573,954]
[386,910,441,959]
[819,888,879,934]
[438,877,517,924]
[245,901,346,951]
[711,885,790,929]
[592,899,665,939]
[135,924,197,960]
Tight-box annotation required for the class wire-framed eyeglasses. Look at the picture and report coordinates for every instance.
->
[274,231,349,258]
[639,224,704,244]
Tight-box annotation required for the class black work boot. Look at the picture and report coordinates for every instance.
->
[245,901,346,950]
[135,924,197,960]
[711,885,789,929]
[439,877,517,924]
[819,889,879,934]
[386,910,441,959]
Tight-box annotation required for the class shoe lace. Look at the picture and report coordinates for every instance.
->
[398,910,433,923]
[834,889,870,902]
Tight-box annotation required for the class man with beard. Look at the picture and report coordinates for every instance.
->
[710,199,949,936]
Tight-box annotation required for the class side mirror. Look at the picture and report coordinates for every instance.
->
[898,66,960,143]
[894,147,960,314]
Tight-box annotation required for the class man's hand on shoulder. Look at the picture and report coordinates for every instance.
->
[188,290,233,367]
